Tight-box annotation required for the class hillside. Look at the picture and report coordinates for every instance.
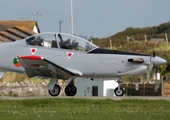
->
[92,21,170,48]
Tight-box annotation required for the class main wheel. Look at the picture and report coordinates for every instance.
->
[65,84,77,96]
[48,84,61,96]
[114,87,124,96]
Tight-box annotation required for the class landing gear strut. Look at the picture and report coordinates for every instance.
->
[48,78,61,96]
[114,78,125,96]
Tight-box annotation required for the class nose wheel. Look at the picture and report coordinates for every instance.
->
[114,87,124,96]
[65,84,77,96]
[114,77,125,96]
[48,84,61,96]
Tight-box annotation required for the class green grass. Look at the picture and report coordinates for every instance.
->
[0,98,170,120]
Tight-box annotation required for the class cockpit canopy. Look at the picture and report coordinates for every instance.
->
[26,32,98,51]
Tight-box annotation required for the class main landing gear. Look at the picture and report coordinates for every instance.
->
[48,84,61,96]
[48,77,77,97]
[114,78,125,96]
[65,84,77,96]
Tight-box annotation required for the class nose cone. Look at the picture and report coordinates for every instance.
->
[151,56,167,66]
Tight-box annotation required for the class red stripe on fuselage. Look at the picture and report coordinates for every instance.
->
[18,55,43,60]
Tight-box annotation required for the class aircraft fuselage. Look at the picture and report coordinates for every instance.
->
[0,40,153,78]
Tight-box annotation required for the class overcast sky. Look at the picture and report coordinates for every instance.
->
[1,0,170,38]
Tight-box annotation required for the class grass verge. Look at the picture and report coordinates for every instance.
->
[0,98,170,120]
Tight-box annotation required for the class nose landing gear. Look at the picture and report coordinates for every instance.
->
[114,78,125,96]
[114,87,124,96]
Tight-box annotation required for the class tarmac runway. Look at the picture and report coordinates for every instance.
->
[1,96,170,101]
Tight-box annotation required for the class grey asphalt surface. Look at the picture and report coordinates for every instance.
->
[1,96,170,100]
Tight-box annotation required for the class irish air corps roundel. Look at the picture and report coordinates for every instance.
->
[13,57,21,67]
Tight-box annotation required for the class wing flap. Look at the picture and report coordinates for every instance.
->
[18,55,76,79]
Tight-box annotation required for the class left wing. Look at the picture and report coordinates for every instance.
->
[17,55,78,79]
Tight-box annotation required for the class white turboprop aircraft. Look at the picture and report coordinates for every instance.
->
[0,32,167,96]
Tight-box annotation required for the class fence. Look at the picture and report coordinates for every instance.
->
[122,82,170,96]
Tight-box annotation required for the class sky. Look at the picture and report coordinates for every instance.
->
[1,0,170,38]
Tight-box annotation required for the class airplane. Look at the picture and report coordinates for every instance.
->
[0,32,167,96]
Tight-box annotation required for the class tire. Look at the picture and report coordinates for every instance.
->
[114,87,124,96]
[48,84,61,96]
[65,84,77,96]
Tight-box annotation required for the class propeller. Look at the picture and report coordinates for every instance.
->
[146,45,160,92]
[146,63,154,80]
[147,45,155,80]
[154,66,160,92]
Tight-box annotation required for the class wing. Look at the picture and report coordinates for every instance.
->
[17,55,79,79]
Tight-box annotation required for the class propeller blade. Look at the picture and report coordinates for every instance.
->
[147,44,156,81]
[147,63,154,75]
[150,44,156,62]
[153,50,156,57]
[146,62,154,81]
[152,44,156,57]
[154,67,160,92]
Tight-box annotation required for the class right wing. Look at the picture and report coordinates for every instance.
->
[17,55,80,79]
